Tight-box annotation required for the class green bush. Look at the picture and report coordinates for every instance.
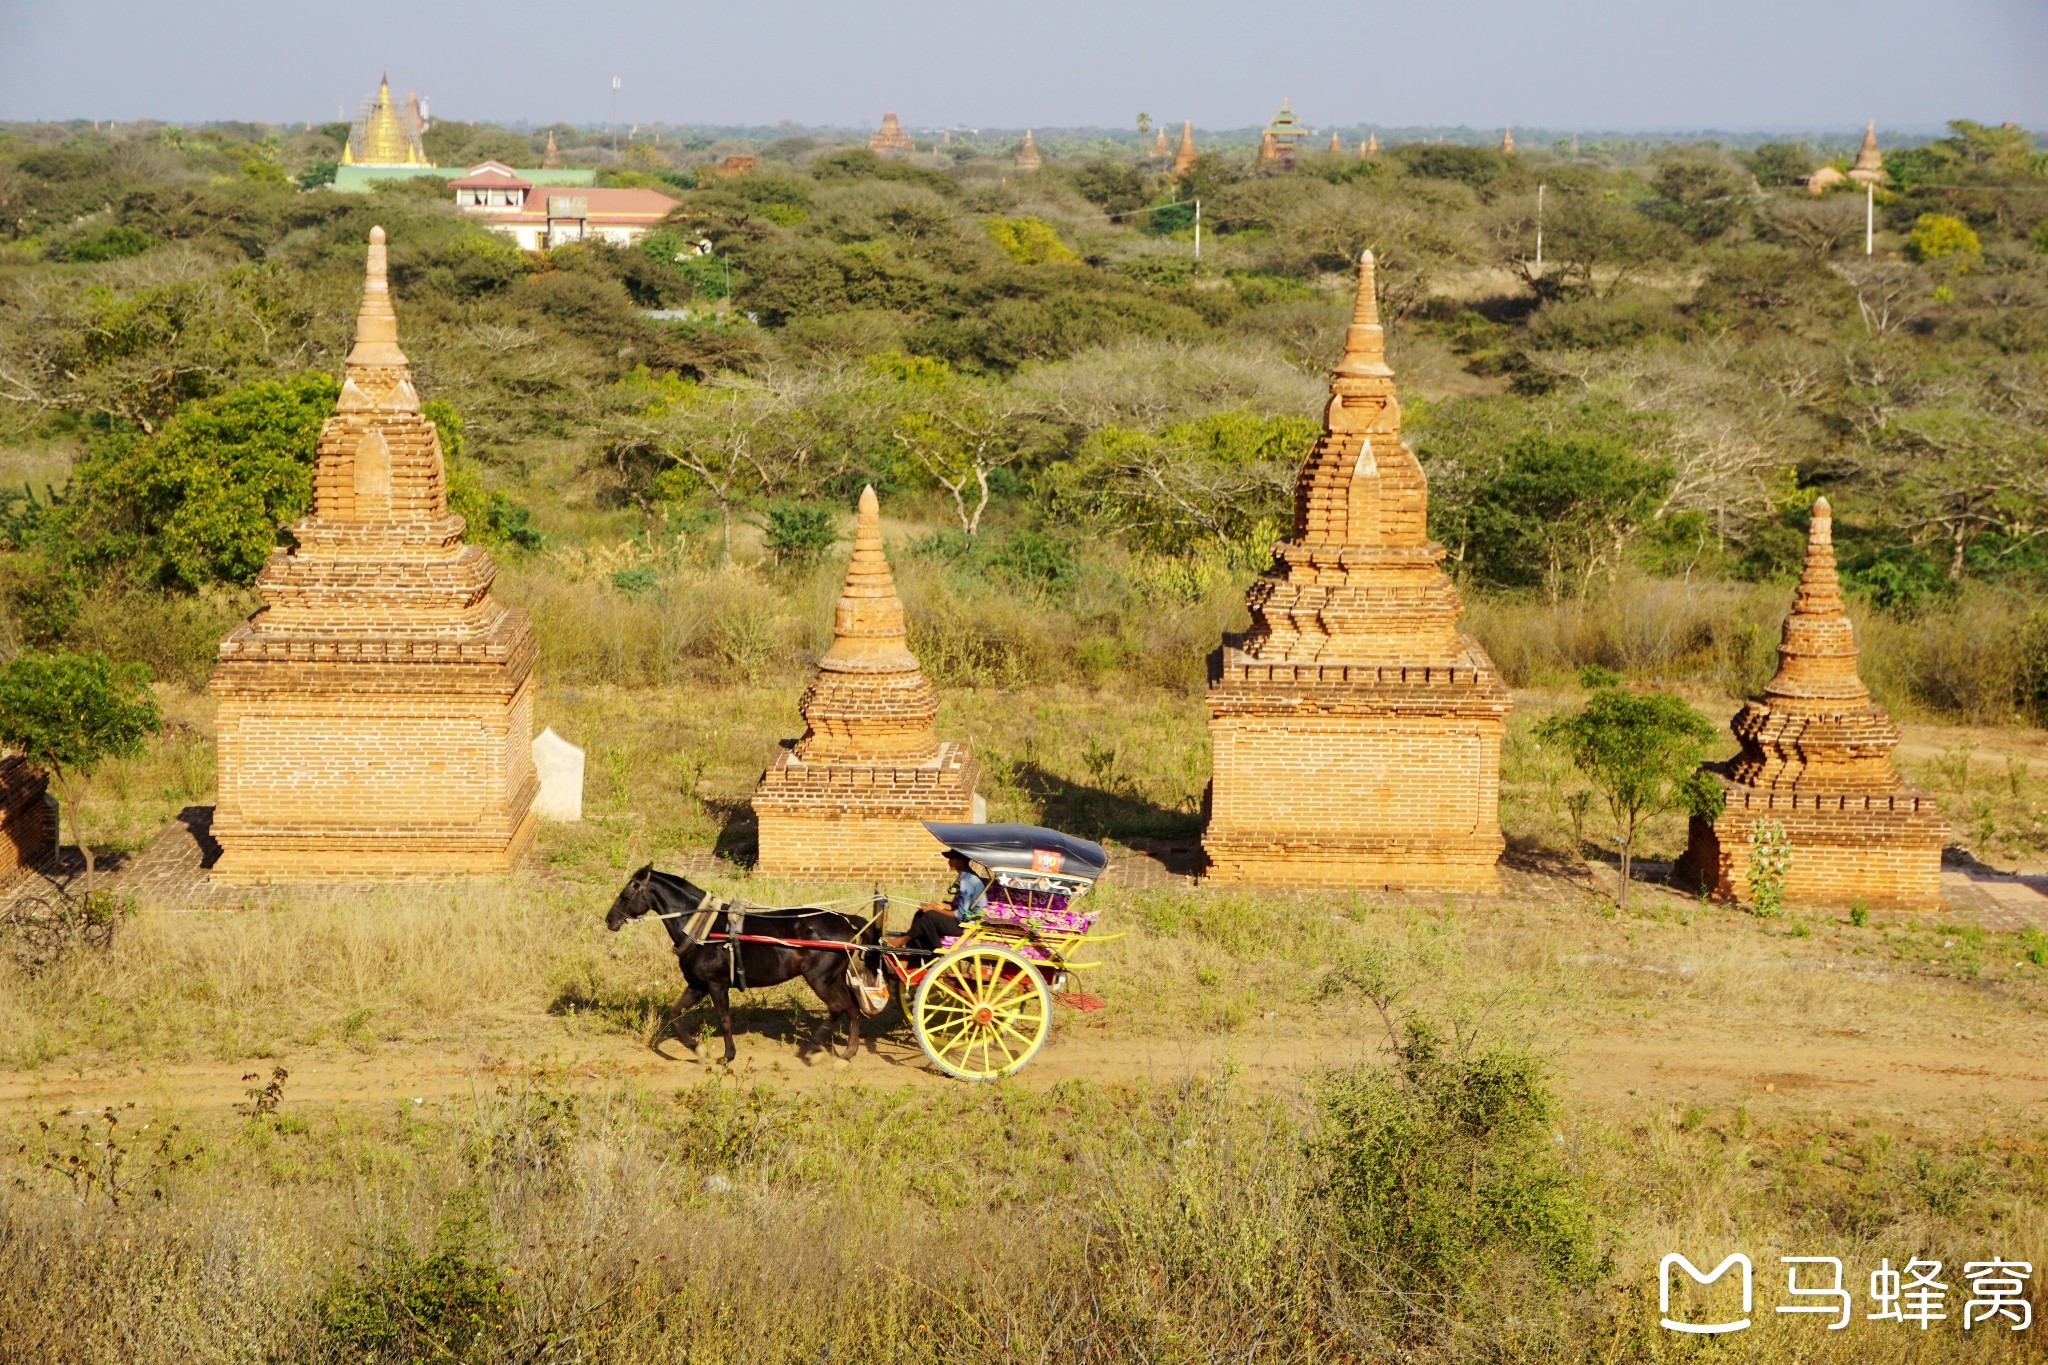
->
[983,215,1078,266]
[1315,1021,1598,1309]
[760,500,838,571]
[315,1202,514,1363]
[47,225,154,262]
[1908,213,1983,265]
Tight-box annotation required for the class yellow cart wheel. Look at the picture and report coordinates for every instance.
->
[911,944,1051,1081]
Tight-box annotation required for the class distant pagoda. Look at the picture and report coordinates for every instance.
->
[868,111,914,153]
[342,75,431,167]
[1260,98,1309,169]
[1678,498,1944,908]
[1362,131,1380,156]
[1015,128,1043,172]
[1327,131,1343,153]
[1203,252,1511,889]
[1152,126,1168,158]
[540,130,562,169]
[1500,126,1516,155]
[1848,120,1886,186]
[1171,120,1198,176]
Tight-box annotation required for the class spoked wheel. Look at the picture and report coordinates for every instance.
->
[911,944,1051,1081]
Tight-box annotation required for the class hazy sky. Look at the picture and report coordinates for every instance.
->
[2,0,2043,133]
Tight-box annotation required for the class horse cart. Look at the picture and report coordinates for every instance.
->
[888,822,1112,1081]
[604,822,1113,1082]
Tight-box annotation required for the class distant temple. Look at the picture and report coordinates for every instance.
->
[1362,131,1380,156]
[869,111,915,153]
[1327,131,1343,153]
[1258,99,1309,169]
[1848,120,1886,186]
[1171,120,1198,176]
[540,130,562,170]
[1153,126,1168,158]
[1500,126,1516,156]
[1015,128,1043,172]
[341,76,431,168]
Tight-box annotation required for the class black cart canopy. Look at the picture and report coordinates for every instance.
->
[921,822,1109,883]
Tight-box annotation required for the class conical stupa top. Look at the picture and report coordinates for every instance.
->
[1363,131,1380,155]
[344,226,410,372]
[1760,496,1870,705]
[1258,130,1278,160]
[1172,120,1197,175]
[1500,125,1516,155]
[818,486,920,674]
[1153,126,1168,157]
[1016,128,1042,169]
[1333,250,1392,380]
[1853,119,1883,170]
[1328,131,1343,153]
[541,130,561,169]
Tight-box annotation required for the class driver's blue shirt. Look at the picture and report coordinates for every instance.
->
[952,871,987,922]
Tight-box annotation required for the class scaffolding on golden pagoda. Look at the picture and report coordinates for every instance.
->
[342,75,432,167]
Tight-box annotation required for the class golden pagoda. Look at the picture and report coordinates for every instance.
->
[342,75,432,167]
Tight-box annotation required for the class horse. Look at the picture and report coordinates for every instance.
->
[604,865,884,1063]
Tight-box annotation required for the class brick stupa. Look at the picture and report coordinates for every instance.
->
[1152,127,1169,158]
[1848,119,1886,186]
[752,487,979,878]
[868,112,914,153]
[209,227,538,881]
[1362,132,1380,156]
[1015,129,1043,172]
[1171,120,1198,176]
[1680,498,1944,908]
[1203,252,1511,889]
[0,756,53,885]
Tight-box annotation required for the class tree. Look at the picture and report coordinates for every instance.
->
[1754,195,1867,257]
[1742,142,1818,188]
[1645,150,1755,242]
[1047,409,1316,555]
[872,353,1049,535]
[1456,432,1673,600]
[1505,191,1686,299]
[1907,213,1982,267]
[0,651,163,899]
[1535,682,1723,907]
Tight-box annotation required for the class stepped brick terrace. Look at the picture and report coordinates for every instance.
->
[207,227,537,881]
[1203,251,1512,890]
[752,487,980,878]
[1680,497,1944,908]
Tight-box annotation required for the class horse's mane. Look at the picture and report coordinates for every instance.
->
[638,868,868,932]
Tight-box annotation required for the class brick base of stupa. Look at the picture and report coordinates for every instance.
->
[1678,777,1947,910]
[0,756,55,885]
[752,742,980,880]
[208,636,538,883]
[1202,649,1508,891]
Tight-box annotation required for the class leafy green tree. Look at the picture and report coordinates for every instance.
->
[983,216,1077,266]
[1535,681,1724,907]
[0,650,163,898]
[1645,150,1754,242]
[874,353,1050,534]
[63,373,339,589]
[759,500,837,571]
[1047,409,1316,555]
[1742,142,1817,188]
[1453,432,1673,600]
[1511,191,1686,299]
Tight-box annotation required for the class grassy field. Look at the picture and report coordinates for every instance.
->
[0,677,2044,1361]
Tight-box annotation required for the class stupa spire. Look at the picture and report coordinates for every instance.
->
[791,486,939,763]
[1849,119,1885,184]
[541,129,561,169]
[1015,128,1043,172]
[1333,249,1391,380]
[1328,131,1343,153]
[344,226,408,372]
[1758,496,1869,708]
[1171,120,1197,176]
[1153,126,1168,157]
[1500,125,1516,155]
[1363,131,1380,156]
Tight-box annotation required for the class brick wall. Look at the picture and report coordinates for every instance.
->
[0,756,53,887]
[1679,783,1945,910]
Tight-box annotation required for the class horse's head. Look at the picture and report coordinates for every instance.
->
[605,864,657,932]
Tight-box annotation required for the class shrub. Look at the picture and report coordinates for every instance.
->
[47,225,154,262]
[983,215,1078,266]
[1315,1020,1598,1312]
[1907,213,1982,266]
[759,500,838,572]
[316,1201,514,1362]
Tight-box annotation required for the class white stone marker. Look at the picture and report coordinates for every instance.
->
[531,727,585,822]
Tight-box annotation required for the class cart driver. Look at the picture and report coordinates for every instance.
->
[884,850,987,957]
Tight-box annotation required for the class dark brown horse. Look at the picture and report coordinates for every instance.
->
[604,865,883,1063]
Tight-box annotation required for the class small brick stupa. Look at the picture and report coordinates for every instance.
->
[1171,120,1198,176]
[1500,126,1516,155]
[1848,119,1886,186]
[1203,252,1511,890]
[753,487,979,878]
[209,227,538,881]
[1680,498,1944,908]
[1362,132,1380,156]
[0,756,53,885]
[1015,129,1043,172]
[868,112,914,153]
[1152,126,1168,158]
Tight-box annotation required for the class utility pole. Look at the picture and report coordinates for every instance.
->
[611,76,621,154]
[1194,199,1201,261]
[1535,183,1546,275]
[1865,181,1874,257]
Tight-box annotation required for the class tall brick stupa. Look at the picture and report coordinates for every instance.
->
[752,487,980,878]
[208,227,538,881]
[1171,120,1198,176]
[1202,251,1512,890]
[868,112,914,153]
[1679,498,1944,908]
